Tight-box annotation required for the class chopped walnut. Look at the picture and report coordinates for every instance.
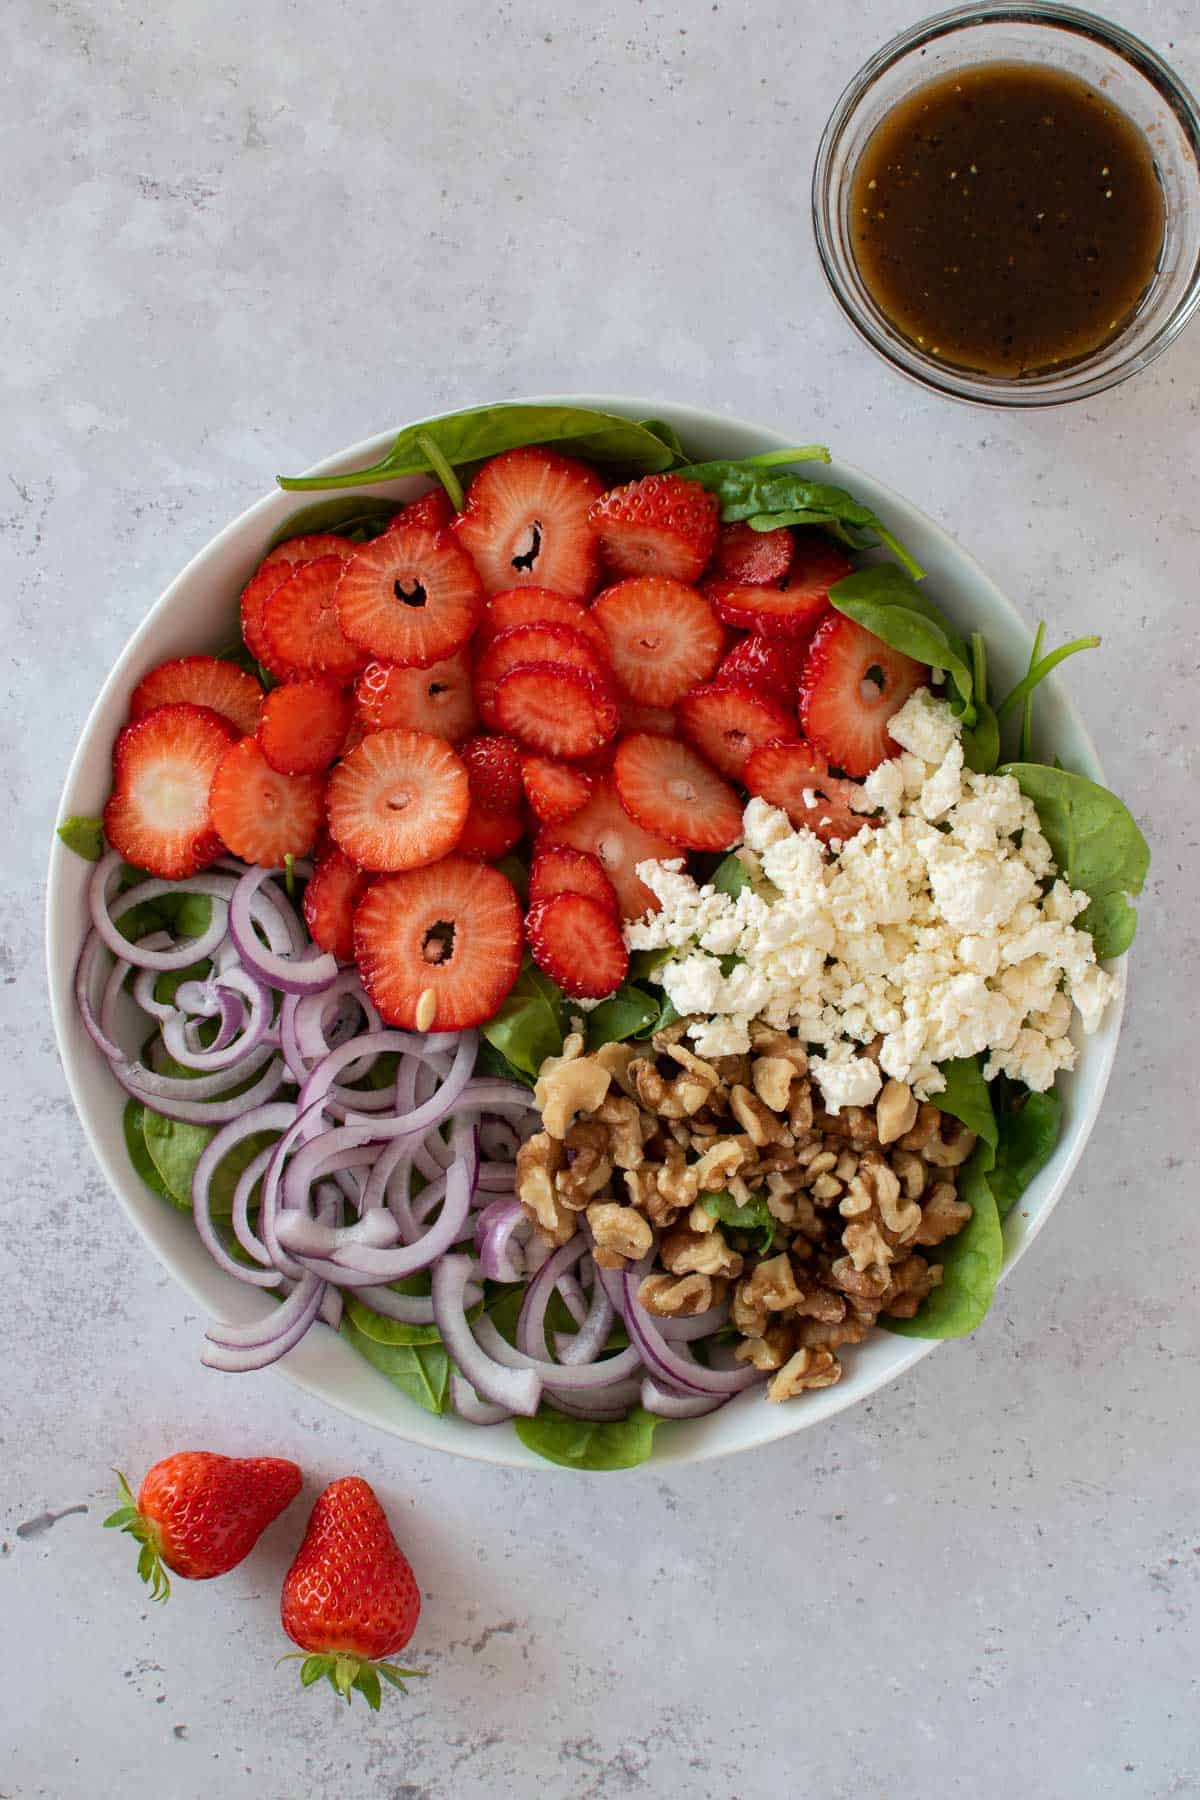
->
[692,1138,745,1191]
[876,1078,918,1146]
[660,1226,743,1279]
[915,1181,973,1245]
[751,1055,795,1113]
[737,1252,804,1317]
[556,1119,614,1208]
[516,1132,575,1244]
[729,1084,785,1146]
[767,1347,841,1401]
[593,1092,645,1170]
[630,1057,711,1120]
[586,1201,653,1265]
[534,1051,612,1140]
[880,1253,943,1318]
[735,1322,794,1371]
[592,1039,640,1096]
[900,1104,976,1165]
[637,1270,720,1316]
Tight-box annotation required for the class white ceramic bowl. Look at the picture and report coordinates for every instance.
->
[46,395,1126,1470]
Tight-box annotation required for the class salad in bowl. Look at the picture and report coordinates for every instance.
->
[51,399,1148,1471]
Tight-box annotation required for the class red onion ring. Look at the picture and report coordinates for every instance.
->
[475,1311,643,1394]
[449,1372,513,1425]
[229,865,338,995]
[621,1273,764,1397]
[474,1199,531,1282]
[191,1101,296,1287]
[431,1254,542,1416]
[90,851,234,970]
[640,1379,729,1419]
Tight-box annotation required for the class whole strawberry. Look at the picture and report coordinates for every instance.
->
[280,1476,423,1709]
[104,1452,302,1601]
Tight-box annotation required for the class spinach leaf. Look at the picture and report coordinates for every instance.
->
[514,1404,665,1471]
[266,494,404,548]
[141,1111,278,1214]
[995,634,1101,725]
[828,564,975,715]
[57,815,105,861]
[637,418,687,459]
[217,640,273,686]
[711,852,751,897]
[475,1038,536,1089]
[988,1081,1062,1219]
[960,631,1000,773]
[278,405,682,492]
[999,764,1150,958]
[628,946,676,983]
[123,1101,173,1202]
[932,1056,998,1154]
[585,985,662,1050]
[115,885,213,947]
[340,1316,450,1414]
[1018,621,1045,763]
[884,1142,1003,1339]
[480,957,567,1080]
[344,1271,483,1348]
[700,1189,775,1255]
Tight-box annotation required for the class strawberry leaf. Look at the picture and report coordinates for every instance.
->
[300,1656,328,1688]
[353,1666,383,1711]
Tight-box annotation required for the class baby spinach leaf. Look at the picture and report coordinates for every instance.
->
[637,418,687,459]
[475,1038,536,1089]
[933,1056,998,1154]
[123,1101,173,1202]
[265,494,404,548]
[514,1404,665,1471]
[480,957,567,1080]
[712,852,751,897]
[278,405,683,492]
[1017,621,1045,762]
[998,764,1150,958]
[995,634,1101,725]
[585,985,662,1050]
[988,1082,1062,1219]
[340,1316,450,1414]
[141,1111,278,1213]
[345,1272,482,1347]
[884,1142,1003,1339]
[57,815,105,860]
[701,1190,775,1255]
[628,946,676,982]
[962,701,1000,774]
[828,564,975,714]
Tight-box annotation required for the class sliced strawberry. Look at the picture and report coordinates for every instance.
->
[209,737,325,866]
[528,844,619,916]
[705,535,851,640]
[392,488,455,534]
[494,662,619,760]
[103,703,236,879]
[709,521,794,585]
[618,697,676,737]
[459,734,522,813]
[325,727,469,871]
[240,563,292,675]
[521,754,593,826]
[476,586,608,653]
[304,848,372,962]
[336,526,483,668]
[261,532,353,570]
[452,448,604,601]
[539,778,677,919]
[473,622,610,727]
[354,651,477,742]
[800,615,927,776]
[589,474,719,584]
[354,857,523,1030]
[130,655,263,737]
[262,557,367,682]
[526,893,629,1000]
[716,635,807,703]
[455,804,525,861]
[613,734,742,852]
[676,680,796,781]
[590,577,723,706]
[744,740,873,845]
[257,679,352,774]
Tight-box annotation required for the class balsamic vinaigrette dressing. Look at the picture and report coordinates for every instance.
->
[848,62,1166,377]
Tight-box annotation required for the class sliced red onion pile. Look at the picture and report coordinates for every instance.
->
[76,850,766,1426]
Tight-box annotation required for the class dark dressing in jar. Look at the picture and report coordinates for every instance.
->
[848,62,1166,376]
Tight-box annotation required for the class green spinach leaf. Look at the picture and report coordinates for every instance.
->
[999,764,1150,958]
[514,1404,665,1471]
[480,957,567,1081]
[988,1082,1062,1219]
[344,1271,482,1348]
[700,1189,775,1255]
[628,946,676,983]
[711,852,751,898]
[995,633,1101,726]
[278,405,682,492]
[123,1101,173,1202]
[266,494,404,548]
[828,564,975,715]
[932,1056,998,1154]
[340,1316,450,1414]
[586,985,662,1049]
[142,1111,278,1213]
[57,815,105,861]
[884,1142,1003,1339]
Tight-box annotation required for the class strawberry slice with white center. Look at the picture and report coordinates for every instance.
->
[354,856,523,1030]
[704,534,851,641]
[336,526,483,668]
[521,753,593,826]
[103,702,237,879]
[261,532,353,570]
[476,586,608,653]
[354,651,478,742]
[716,636,807,703]
[452,448,604,600]
[799,615,926,776]
[528,844,619,916]
[675,680,796,780]
[262,556,367,683]
[743,739,873,845]
[613,733,742,852]
[473,622,610,727]
[130,655,264,737]
[325,727,470,871]
[304,848,373,963]
[588,473,719,584]
[710,521,794,585]
[539,778,677,919]
[208,737,326,866]
[493,661,619,760]
[590,577,724,706]
[525,892,629,1000]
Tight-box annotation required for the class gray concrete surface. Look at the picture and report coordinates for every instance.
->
[3,1,1198,1795]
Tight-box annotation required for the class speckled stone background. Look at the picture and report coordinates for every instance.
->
[4,1,1198,1794]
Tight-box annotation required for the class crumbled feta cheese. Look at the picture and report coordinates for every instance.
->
[622,692,1118,1110]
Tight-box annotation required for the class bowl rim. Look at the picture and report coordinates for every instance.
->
[46,392,1127,1469]
[811,0,1200,407]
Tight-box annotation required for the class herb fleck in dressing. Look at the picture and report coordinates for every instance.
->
[848,62,1166,377]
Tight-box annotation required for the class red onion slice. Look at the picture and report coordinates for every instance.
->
[474,1199,531,1283]
[191,1101,296,1287]
[90,851,234,970]
[640,1379,729,1419]
[431,1254,542,1416]
[201,1274,326,1371]
[552,1276,616,1365]
[113,1051,287,1125]
[655,1302,731,1342]
[621,1273,764,1397]
[229,865,338,995]
[544,1382,643,1421]
[473,1314,643,1393]
[449,1373,513,1425]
